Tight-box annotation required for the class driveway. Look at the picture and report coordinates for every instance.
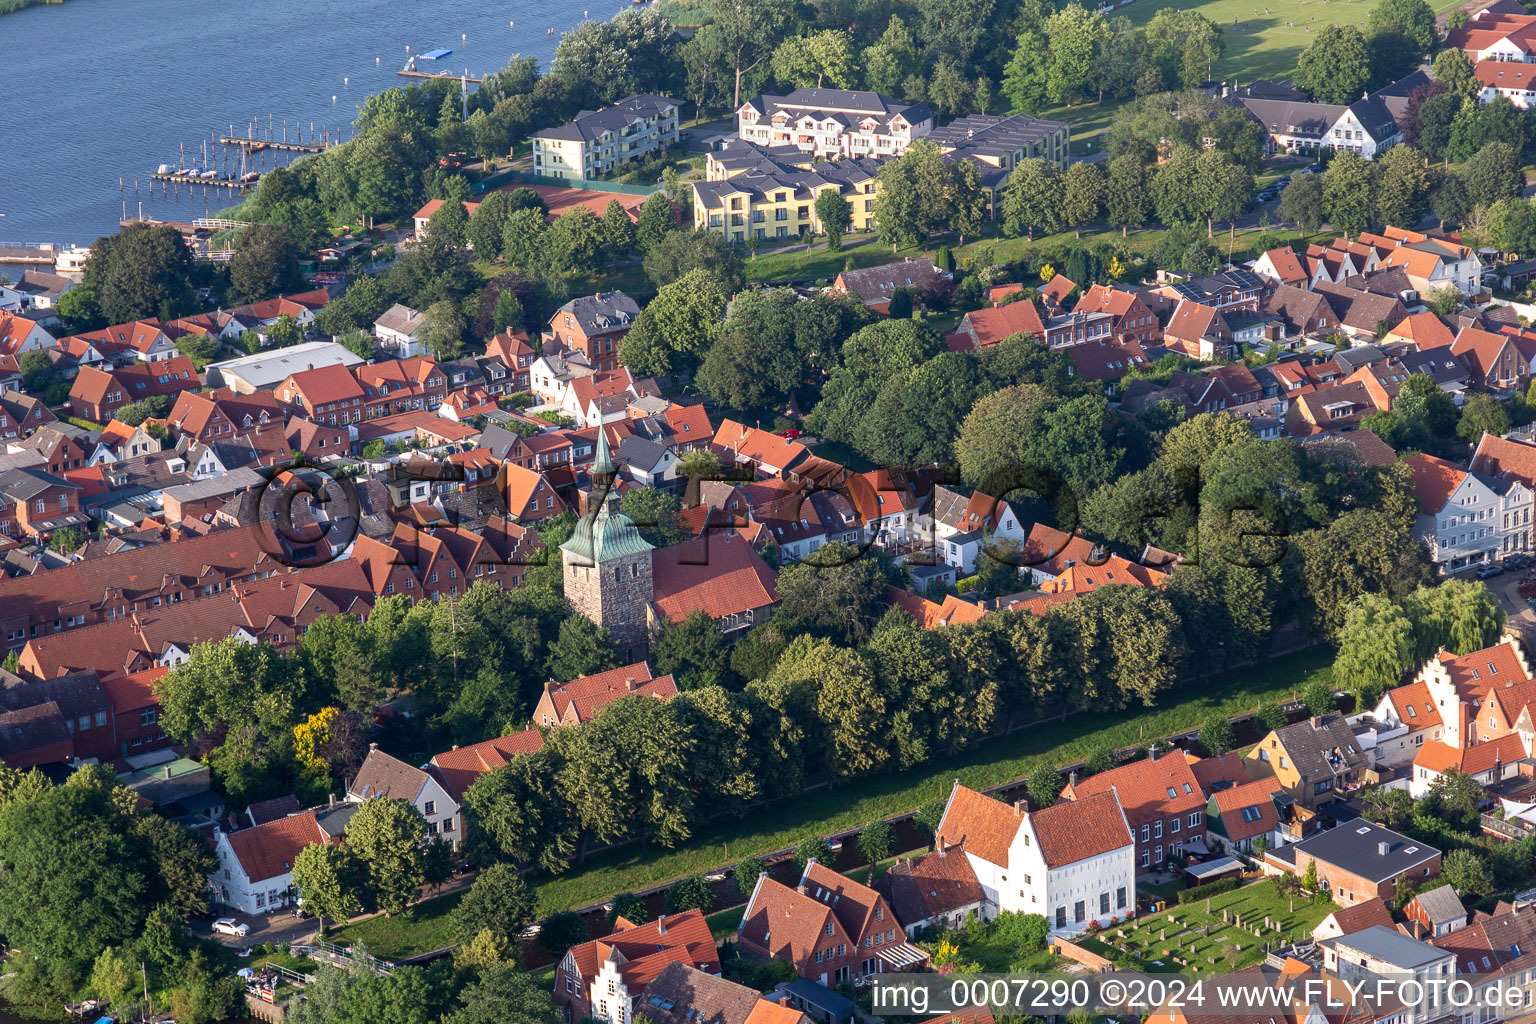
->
[1494,576,1536,636]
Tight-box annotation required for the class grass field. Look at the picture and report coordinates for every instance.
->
[1078,880,1335,972]
[527,649,1332,917]
[329,889,464,960]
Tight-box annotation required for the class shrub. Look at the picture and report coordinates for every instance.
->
[1176,876,1245,904]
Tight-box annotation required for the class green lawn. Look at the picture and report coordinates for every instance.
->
[528,649,1333,917]
[1080,880,1334,972]
[743,236,900,284]
[328,889,464,960]
[1115,0,1469,84]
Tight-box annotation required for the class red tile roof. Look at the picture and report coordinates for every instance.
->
[1404,453,1467,514]
[1323,897,1396,938]
[1064,750,1205,832]
[1389,312,1456,350]
[1186,752,1254,795]
[888,587,987,628]
[960,302,1046,348]
[1472,432,1536,484]
[99,665,168,714]
[651,532,778,623]
[935,783,1022,866]
[428,727,545,802]
[542,661,677,724]
[1386,681,1442,732]
[224,809,328,884]
[1030,790,1133,869]
[564,908,718,990]
[1211,776,1283,842]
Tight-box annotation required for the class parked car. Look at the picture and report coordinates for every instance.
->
[213,918,250,937]
[1477,564,1506,579]
[1506,554,1533,569]
[778,427,802,439]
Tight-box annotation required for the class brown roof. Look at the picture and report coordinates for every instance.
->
[888,587,988,628]
[1472,432,1536,483]
[1404,453,1467,513]
[1019,524,1101,576]
[1186,751,1254,795]
[565,908,719,989]
[97,665,166,714]
[1324,897,1396,937]
[738,876,835,965]
[960,301,1047,347]
[224,809,328,883]
[1389,312,1456,350]
[1029,790,1133,869]
[639,962,800,1024]
[542,661,677,724]
[348,747,429,801]
[874,845,985,925]
[1386,681,1442,732]
[1039,274,1077,309]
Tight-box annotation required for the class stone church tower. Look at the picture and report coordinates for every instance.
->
[560,430,654,661]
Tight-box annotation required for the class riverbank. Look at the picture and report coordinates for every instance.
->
[0,0,62,15]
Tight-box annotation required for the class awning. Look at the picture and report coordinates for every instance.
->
[875,943,928,970]
[1182,835,1211,856]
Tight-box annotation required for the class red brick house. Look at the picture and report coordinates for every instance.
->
[1061,746,1207,873]
[100,665,172,758]
[1076,284,1162,344]
[166,389,284,445]
[276,364,367,425]
[501,464,568,523]
[532,661,678,728]
[0,467,87,540]
[738,859,921,984]
[545,292,641,373]
[68,357,199,423]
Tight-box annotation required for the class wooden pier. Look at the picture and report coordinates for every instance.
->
[397,69,482,83]
[150,172,253,191]
[217,137,330,154]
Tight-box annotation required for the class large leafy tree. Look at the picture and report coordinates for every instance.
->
[1105,155,1150,236]
[654,611,732,690]
[83,222,197,323]
[449,862,537,945]
[291,843,366,930]
[1322,152,1377,236]
[462,747,578,872]
[1373,145,1431,231]
[1334,593,1417,705]
[1295,508,1435,639]
[1294,25,1371,104]
[1002,158,1063,240]
[619,268,727,377]
[1464,140,1524,208]
[347,797,427,916]
[230,223,302,302]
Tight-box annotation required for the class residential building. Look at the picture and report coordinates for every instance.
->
[933,781,1135,936]
[374,303,425,358]
[1410,732,1526,797]
[0,311,54,356]
[67,357,199,424]
[1321,926,1456,1023]
[1372,227,1481,297]
[925,111,1070,170]
[692,154,883,242]
[410,199,483,236]
[1163,301,1236,360]
[553,908,719,1023]
[634,963,810,1024]
[921,486,1024,575]
[275,363,367,426]
[533,95,681,180]
[1452,326,1536,390]
[1073,284,1162,344]
[738,859,921,984]
[873,846,987,934]
[1311,898,1397,942]
[1405,885,1468,938]
[1204,776,1285,855]
[210,809,334,915]
[1405,452,1532,572]
[348,744,461,845]
[1265,823,1441,907]
[219,289,331,343]
[205,342,365,394]
[532,661,678,728]
[832,258,946,313]
[737,89,934,160]
[1244,713,1369,811]
[1060,746,1206,873]
[426,728,544,807]
[1227,80,1401,157]
[546,292,640,373]
[1446,9,1536,63]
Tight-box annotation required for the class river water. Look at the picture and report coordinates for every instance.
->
[0,0,619,246]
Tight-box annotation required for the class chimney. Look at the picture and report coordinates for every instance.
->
[656,913,666,935]
[164,765,172,779]
[1013,799,1026,816]
[1310,716,1322,729]
[328,793,335,808]
[626,676,637,691]
[1149,744,1159,762]
[369,741,378,751]
[779,998,790,1007]
[1378,841,1390,856]
[1068,770,1078,788]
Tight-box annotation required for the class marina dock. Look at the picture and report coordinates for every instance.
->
[217,137,330,154]
[150,172,253,191]
[397,69,482,83]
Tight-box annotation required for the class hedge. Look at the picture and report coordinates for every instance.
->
[1176,876,1246,904]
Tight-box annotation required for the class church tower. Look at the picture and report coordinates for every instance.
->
[560,430,655,661]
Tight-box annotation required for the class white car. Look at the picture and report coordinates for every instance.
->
[213,918,250,937]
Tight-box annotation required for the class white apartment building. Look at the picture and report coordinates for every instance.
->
[532,94,680,180]
[934,782,1135,937]
[737,88,934,160]
[1408,453,1533,573]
